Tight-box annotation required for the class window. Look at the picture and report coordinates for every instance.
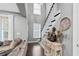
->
[33,3,41,15]
[0,16,8,41]
[33,23,41,38]
[0,15,13,41]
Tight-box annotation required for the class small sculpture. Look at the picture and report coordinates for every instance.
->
[50,27,57,42]
[56,30,63,43]
[47,31,51,40]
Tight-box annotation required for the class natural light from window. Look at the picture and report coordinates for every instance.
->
[33,3,41,15]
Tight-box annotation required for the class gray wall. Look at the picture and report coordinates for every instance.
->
[57,3,73,56]
[26,3,46,42]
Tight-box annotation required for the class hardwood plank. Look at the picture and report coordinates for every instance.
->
[26,43,45,56]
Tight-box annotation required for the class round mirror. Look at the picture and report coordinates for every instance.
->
[60,17,71,31]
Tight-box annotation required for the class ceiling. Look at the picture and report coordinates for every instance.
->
[16,3,26,17]
[0,3,20,13]
[0,3,26,17]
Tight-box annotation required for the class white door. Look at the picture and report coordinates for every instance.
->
[0,14,13,41]
[73,3,79,56]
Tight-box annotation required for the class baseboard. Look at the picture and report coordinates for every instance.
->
[27,40,41,43]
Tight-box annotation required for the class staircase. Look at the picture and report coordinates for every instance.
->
[41,3,61,38]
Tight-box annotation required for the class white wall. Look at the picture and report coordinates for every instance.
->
[0,11,28,41]
[14,15,28,40]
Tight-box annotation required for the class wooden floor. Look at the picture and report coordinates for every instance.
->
[26,43,45,56]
